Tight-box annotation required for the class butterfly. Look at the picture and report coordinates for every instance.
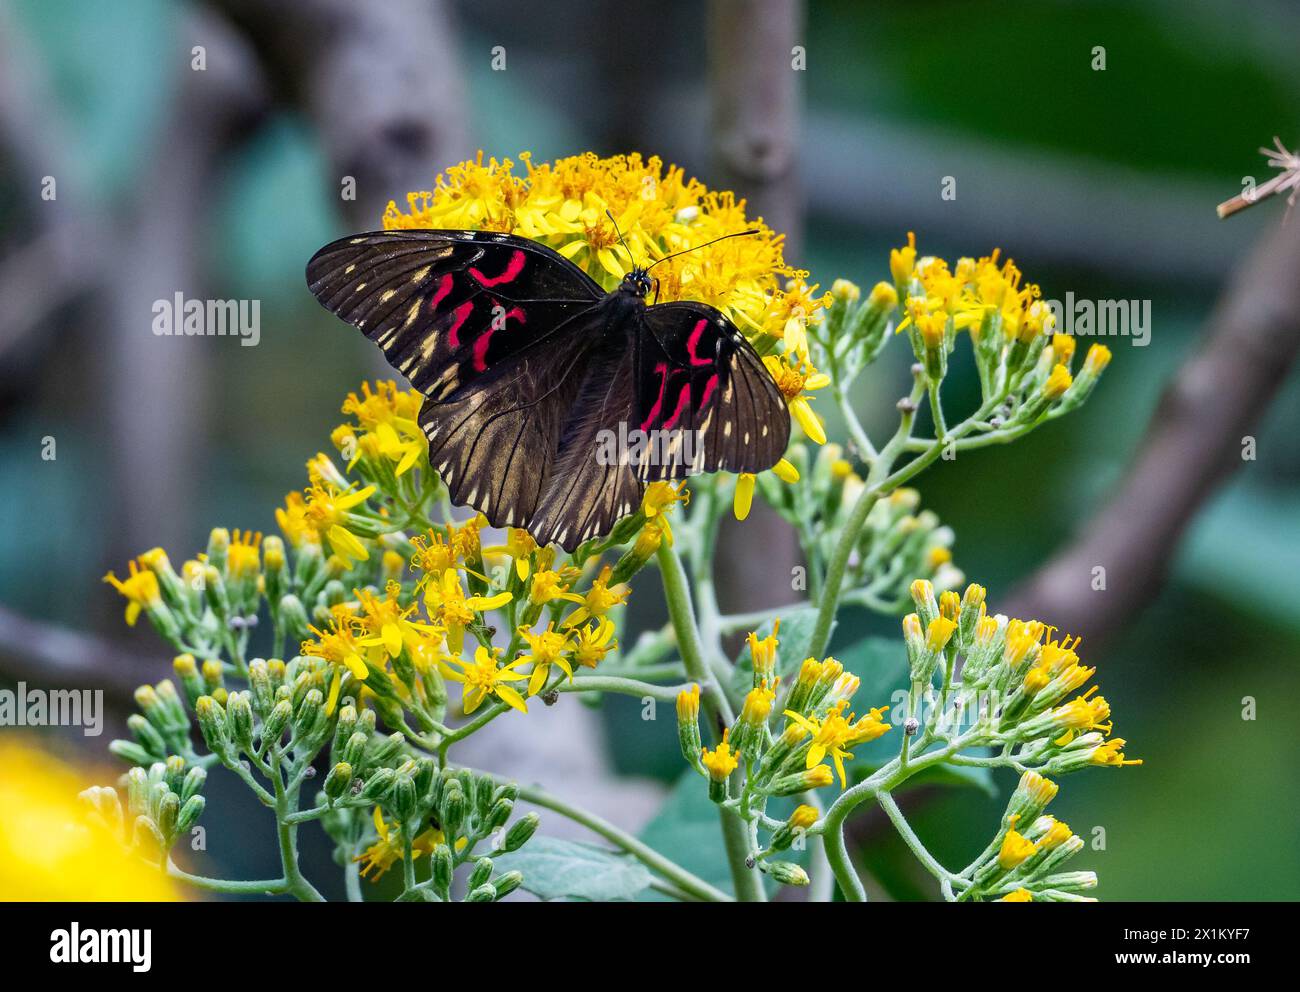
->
[305,228,791,551]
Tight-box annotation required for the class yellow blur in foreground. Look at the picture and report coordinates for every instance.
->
[0,738,180,901]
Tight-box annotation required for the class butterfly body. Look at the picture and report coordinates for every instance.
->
[307,229,789,551]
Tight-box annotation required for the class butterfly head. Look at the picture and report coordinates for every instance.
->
[620,268,653,298]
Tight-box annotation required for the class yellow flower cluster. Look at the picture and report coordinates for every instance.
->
[383,151,828,352]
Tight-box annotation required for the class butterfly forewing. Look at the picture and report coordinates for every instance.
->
[306,231,602,401]
[631,301,790,481]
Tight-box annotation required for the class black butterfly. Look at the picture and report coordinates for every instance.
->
[305,229,790,551]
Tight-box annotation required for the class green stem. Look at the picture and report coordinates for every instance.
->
[558,675,699,701]
[654,541,767,900]
[166,861,288,895]
[487,776,733,903]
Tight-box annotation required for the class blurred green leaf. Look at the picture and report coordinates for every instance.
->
[493,836,651,901]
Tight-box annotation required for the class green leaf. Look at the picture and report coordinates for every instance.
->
[638,771,808,901]
[492,836,652,901]
[731,607,828,696]
[833,637,995,795]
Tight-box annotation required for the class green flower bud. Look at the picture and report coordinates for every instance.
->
[431,844,454,896]
[767,804,819,853]
[261,699,293,748]
[172,654,205,706]
[486,798,514,833]
[247,659,274,715]
[126,715,165,755]
[225,691,254,752]
[156,791,180,839]
[468,857,494,890]
[491,781,520,806]
[412,758,436,799]
[361,768,397,802]
[324,762,353,801]
[466,883,496,903]
[163,755,187,794]
[331,705,358,762]
[501,811,540,853]
[763,860,810,887]
[390,773,418,823]
[79,786,124,836]
[371,732,405,766]
[176,794,205,834]
[439,782,466,838]
[108,740,153,767]
[194,696,229,756]
[180,766,207,803]
[277,595,311,641]
[124,766,150,816]
[292,688,327,743]
[491,870,523,900]
[341,731,368,768]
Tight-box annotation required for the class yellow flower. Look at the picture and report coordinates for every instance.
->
[303,483,377,566]
[1,740,180,900]
[561,564,629,627]
[733,458,799,520]
[301,607,370,711]
[439,645,531,714]
[422,569,512,653]
[519,622,575,696]
[746,620,781,682]
[276,491,320,548]
[783,699,891,788]
[354,807,452,881]
[1084,343,1112,374]
[1043,363,1073,399]
[571,617,617,669]
[999,888,1033,902]
[226,529,262,578]
[763,353,829,445]
[890,231,917,285]
[738,682,777,727]
[409,528,458,578]
[676,683,701,721]
[341,380,422,434]
[385,151,820,349]
[1090,737,1143,768]
[925,616,957,651]
[528,568,572,606]
[997,819,1038,870]
[355,581,443,658]
[700,728,739,782]
[102,561,162,626]
[484,528,540,581]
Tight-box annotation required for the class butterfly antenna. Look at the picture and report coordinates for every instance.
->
[605,210,637,266]
[646,229,761,272]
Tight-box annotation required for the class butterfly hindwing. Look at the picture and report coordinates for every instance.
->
[631,301,790,481]
[526,341,645,551]
[420,318,602,534]
[306,230,602,400]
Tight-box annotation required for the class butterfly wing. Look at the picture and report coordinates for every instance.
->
[306,230,602,401]
[419,312,603,534]
[631,301,790,481]
[526,340,645,552]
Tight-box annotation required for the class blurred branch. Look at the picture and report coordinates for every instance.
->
[0,603,147,706]
[212,0,472,227]
[0,2,108,365]
[708,0,803,257]
[1003,210,1300,644]
[709,0,806,619]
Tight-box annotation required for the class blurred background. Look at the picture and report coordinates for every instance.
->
[1,0,1297,900]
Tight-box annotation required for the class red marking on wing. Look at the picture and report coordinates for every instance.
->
[639,362,670,432]
[686,319,714,366]
[469,249,526,287]
[447,300,474,348]
[429,273,454,312]
[471,306,527,372]
[699,373,719,409]
[662,384,692,431]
